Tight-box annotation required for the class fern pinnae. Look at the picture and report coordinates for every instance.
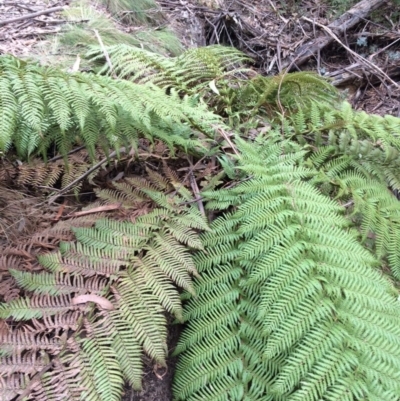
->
[107,312,144,390]
[131,257,183,319]
[164,220,204,249]
[147,234,195,292]
[12,62,45,133]
[79,318,124,401]
[9,269,108,296]
[116,275,168,364]
[0,76,17,151]
[0,55,222,158]
[0,294,77,321]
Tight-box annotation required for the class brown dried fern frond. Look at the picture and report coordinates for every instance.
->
[0,373,28,401]
[0,330,64,357]
[94,185,147,209]
[0,352,49,375]
[1,148,106,195]
[29,214,107,248]
[16,159,64,189]
[0,272,21,303]
[29,311,82,334]
[29,353,82,401]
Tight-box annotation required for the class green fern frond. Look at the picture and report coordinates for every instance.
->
[0,76,17,151]
[81,319,124,401]
[1,180,206,399]
[87,45,340,125]
[99,0,160,24]
[283,101,400,278]
[103,311,144,390]
[230,71,338,122]
[334,174,400,278]
[87,44,250,90]
[38,243,126,277]
[0,295,76,320]
[174,137,400,401]
[0,55,221,159]
[9,269,108,296]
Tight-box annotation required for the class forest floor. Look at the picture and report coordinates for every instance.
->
[0,0,399,400]
[1,0,399,116]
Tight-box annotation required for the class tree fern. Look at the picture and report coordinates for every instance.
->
[173,136,400,401]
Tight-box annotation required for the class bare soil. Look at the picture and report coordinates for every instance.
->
[126,323,181,401]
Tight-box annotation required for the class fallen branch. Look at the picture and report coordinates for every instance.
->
[329,63,400,86]
[0,6,66,27]
[283,0,385,70]
[304,17,400,88]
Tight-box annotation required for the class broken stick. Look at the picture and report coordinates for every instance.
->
[0,6,66,27]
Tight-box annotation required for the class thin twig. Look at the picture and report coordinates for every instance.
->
[369,37,400,60]
[65,203,122,218]
[216,126,240,156]
[189,172,206,218]
[93,29,113,72]
[47,148,127,205]
[0,6,66,26]
[186,155,206,218]
[47,145,86,162]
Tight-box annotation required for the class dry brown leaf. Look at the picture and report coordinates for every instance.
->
[71,294,114,310]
